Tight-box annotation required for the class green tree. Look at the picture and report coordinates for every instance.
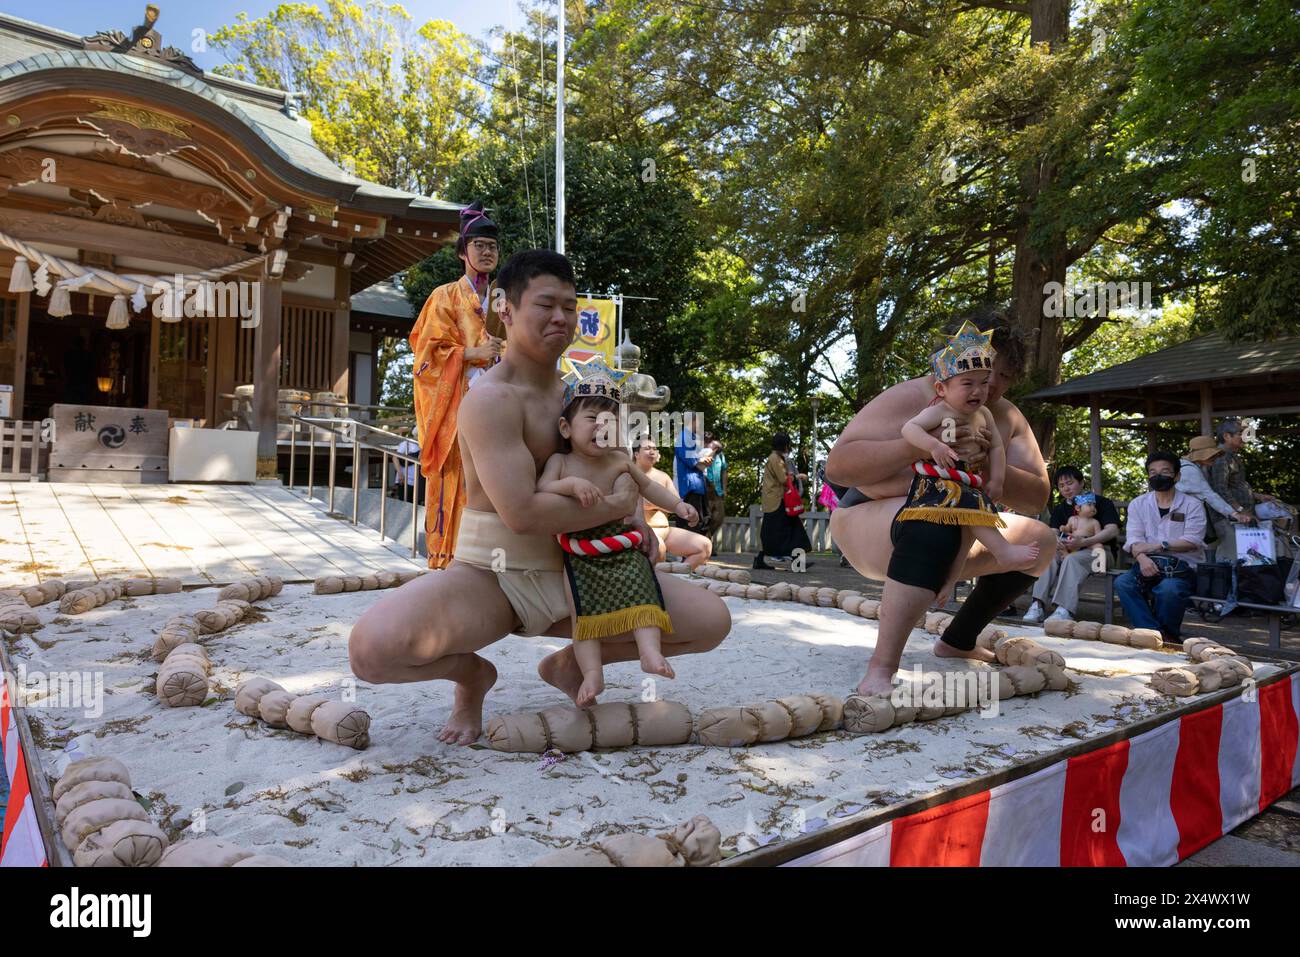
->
[1117,0,1300,342]
[210,0,483,195]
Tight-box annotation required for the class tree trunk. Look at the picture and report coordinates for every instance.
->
[1011,220,1068,457]
[1009,0,1071,462]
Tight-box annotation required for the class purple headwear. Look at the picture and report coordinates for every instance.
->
[457,200,499,253]
[457,200,500,292]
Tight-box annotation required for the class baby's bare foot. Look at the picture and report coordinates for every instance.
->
[640,653,675,679]
[994,541,1040,571]
[575,672,604,709]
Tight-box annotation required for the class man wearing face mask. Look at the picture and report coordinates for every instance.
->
[1114,451,1207,642]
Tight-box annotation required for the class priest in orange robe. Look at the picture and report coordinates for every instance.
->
[409,200,504,568]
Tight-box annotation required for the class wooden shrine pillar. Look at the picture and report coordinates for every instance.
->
[252,263,283,466]
[1089,394,1103,494]
[1199,382,1213,436]
[14,290,29,417]
[331,263,350,399]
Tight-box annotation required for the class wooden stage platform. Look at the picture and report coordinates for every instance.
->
[0,481,423,587]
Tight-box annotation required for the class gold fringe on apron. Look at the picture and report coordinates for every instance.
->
[572,604,675,641]
[895,472,1006,529]
[894,506,1006,528]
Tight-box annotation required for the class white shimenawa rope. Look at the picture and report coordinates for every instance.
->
[1,227,267,323]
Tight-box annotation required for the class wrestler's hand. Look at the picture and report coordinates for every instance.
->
[570,478,603,508]
[951,424,991,470]
[984,479,1004,503]
[630,514,660,563]
[675,501,699,526]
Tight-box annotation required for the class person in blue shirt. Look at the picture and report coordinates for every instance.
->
[674,413,711,535]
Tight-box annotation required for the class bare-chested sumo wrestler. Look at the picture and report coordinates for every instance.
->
[348,250,732,744]
[825,310,1055,697]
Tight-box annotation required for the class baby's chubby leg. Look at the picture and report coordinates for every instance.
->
[572,638,605,708]
[633,626,675,679]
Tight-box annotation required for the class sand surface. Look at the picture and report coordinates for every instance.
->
[10,581,1282,865]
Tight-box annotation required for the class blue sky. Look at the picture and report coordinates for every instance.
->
[5,0,524,69]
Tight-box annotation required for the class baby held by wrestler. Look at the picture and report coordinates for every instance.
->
[898,321,1040,606]
[536,357,698,708]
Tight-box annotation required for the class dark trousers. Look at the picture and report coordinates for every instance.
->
[675,491,711,535]
[1115,564,1195,640]
[391,474,426,503]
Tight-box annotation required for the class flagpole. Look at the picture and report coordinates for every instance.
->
[555,0,565,255]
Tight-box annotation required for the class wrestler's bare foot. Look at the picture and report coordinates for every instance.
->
[855,663,897,698]
[437,655,498,746]
[933,638,996,662]
[640,652,675,679]
[576,671,605,709]
[538,646,584,704]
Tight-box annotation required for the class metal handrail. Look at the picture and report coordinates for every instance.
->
[285,414,425,557]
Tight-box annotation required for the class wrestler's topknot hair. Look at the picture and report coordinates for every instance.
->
[944,305,1027,376]
[497,248,576,305]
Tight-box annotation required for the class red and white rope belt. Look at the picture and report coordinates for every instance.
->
[912,461,984,488]
[556,528,644,556]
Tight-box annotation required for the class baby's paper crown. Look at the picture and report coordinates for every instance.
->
[932,320,996,381]
[561,354,631,408]
[1074,492,1097,507]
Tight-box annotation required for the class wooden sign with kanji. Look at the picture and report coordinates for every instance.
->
[47,404,169,483]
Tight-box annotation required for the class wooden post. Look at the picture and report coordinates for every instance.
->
[252,263,283,466]
[1144,398,1157,453]
[1199,382,1213,436]
[214,304,237,422]
[369,332,380,407]
[202,315,215,427]
[331,263,350,399]
[148,311,160,410]
[1089,395,1103,494]
[14,290,28,418]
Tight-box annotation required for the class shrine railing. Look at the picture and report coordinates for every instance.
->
[283,415,424,558]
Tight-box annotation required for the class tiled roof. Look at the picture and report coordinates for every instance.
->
[351,280,414,320]
[1028,333,1300,401]
[0,13,460,220]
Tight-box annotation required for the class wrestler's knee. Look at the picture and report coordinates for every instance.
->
[348,607,436,683]
[696,590,731,649]
[347,615,387,683]
[1029,523,1057,574]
